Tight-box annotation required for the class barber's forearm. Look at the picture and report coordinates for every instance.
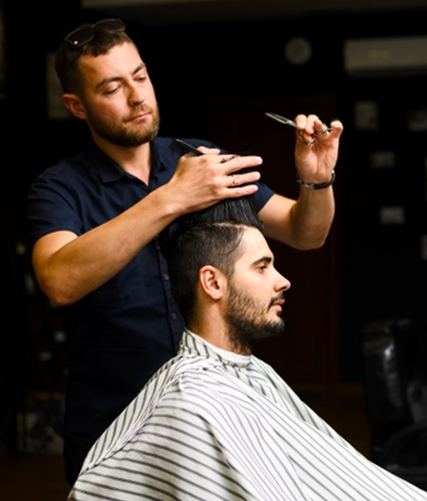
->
[289,186,335,249]
[32,187,181,306]
[260,188,335,250]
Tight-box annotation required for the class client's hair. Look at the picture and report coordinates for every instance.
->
[159,196,263,324]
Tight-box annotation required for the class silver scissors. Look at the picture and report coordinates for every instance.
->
[264,112,332,145]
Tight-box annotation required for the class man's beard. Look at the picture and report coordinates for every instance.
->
[87,104,160,147]
[225,282,285,355]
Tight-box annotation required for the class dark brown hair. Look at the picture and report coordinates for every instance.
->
[54,21,134,94]
[159,196,263,324]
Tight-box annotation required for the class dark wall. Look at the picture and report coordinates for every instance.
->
[2,2,427,411]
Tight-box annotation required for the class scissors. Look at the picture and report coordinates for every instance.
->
[264,112,332,145]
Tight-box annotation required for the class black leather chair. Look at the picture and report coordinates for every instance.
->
[362,317,427,491]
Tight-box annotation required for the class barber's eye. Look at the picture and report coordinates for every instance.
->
[105,86,119,95]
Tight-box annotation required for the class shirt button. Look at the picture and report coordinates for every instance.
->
[163,273,169,281]
[171,312,177,320]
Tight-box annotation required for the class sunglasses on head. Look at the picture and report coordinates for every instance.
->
[64,18,126,47]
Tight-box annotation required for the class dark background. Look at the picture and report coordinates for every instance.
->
[2,0,427,447]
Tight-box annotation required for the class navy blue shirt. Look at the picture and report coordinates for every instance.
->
[27,136,274,479]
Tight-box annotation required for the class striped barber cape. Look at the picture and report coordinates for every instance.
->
[68,330,427,501]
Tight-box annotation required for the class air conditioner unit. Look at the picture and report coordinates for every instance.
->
[344,36,427,77]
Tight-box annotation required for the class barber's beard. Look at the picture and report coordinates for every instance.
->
[87,104,161,147]
[225,283,285,355]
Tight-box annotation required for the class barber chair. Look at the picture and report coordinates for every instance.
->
[362,318,427,491]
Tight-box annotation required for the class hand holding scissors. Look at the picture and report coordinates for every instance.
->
[265,112,333,146]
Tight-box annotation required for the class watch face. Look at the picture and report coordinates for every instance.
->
[284,37,313,65]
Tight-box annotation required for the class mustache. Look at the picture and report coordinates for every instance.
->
[125,105,154,122]
[268,293,286,309]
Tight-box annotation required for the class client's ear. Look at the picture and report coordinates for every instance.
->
[199,266,226,301]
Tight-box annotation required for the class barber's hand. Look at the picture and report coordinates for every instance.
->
[168,147,263,213]
[293,114,343,186]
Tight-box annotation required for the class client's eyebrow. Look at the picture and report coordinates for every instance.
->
[252,256,273,267]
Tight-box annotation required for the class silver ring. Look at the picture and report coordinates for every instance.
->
[231,175,236,186]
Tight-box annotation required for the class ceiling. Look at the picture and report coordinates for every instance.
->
[81,0,427,25]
